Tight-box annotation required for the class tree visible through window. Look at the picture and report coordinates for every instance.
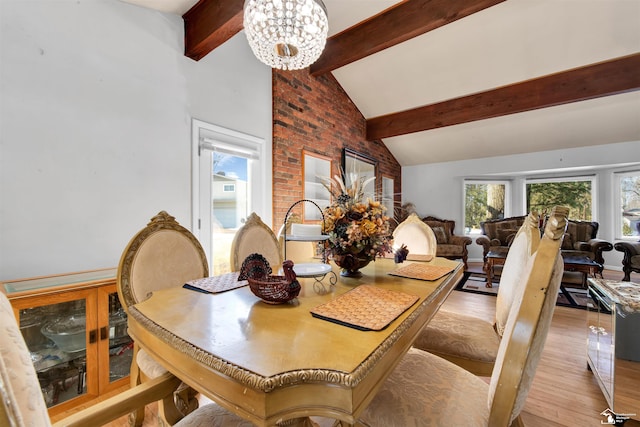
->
[526,178,593,220]
[464,181,508,234]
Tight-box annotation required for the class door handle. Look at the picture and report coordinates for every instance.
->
[100,326,108,341]
[89,329,97,344]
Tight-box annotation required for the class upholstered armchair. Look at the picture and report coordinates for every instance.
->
[559,219,613,266]
[475,215,528,265]
[422,216,472,269]
[614,240,640,281]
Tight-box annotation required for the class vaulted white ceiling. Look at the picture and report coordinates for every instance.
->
[121,0,640,166]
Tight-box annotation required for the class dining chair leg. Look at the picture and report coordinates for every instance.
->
[128,344,145,427]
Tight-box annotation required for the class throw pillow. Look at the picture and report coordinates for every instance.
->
[432,226,448,244]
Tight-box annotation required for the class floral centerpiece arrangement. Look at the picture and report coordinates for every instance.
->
[321,173,393,276]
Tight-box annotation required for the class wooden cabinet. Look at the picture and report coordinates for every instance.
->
[1,268,132,417]
[587,278,640,421]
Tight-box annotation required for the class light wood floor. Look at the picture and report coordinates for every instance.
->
[56,266,636,427]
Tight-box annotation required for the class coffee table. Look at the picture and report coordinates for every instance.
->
[562,255,603,288]
[486,252,602,305]
[485,250,507,288]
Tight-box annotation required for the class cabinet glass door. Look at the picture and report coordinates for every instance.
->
[18,294,94,408]
[106,291,133,384]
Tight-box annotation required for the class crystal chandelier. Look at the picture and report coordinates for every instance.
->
[243,0,329,70]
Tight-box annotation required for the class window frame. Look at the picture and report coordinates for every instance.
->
[302,150,332,222]
[614,170,640,240]
[191,119,268,274]
[524,175,597,221]
[381,175,395,221]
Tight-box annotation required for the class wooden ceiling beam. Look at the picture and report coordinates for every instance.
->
[366,53,640,140]
[183,0,244,61]
[310,0,505,76]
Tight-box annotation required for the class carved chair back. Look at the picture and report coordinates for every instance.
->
[117,211,208,312]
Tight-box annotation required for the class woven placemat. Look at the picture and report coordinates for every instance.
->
[381,253,433,262]
[183,272,248,294]
[388,263,454,281]
[406,254,433,262]
[310,285,419,331]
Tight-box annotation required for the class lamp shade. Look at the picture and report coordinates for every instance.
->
[244,0,329,70]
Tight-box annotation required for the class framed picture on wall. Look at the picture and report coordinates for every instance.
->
[342,148,377,200]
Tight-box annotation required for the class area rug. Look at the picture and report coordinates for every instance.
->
[455,272,499,294]
[455,271,594,310]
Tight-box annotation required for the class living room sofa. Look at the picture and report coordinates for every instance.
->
[476,215,612,271]
[422,216,473,269]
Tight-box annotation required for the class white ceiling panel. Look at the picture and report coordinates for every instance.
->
[119,0,640,166]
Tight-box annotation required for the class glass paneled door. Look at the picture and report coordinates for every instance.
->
[193,120,267,275]
[209,152,250,274]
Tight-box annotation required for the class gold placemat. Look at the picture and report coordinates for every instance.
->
[388,263,454,281]
[183,272,248,294]
[310,285,419,331]
[380,253,433,262]
[406,254,433,262]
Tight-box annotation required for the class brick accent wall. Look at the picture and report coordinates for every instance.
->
[272,69,402,230]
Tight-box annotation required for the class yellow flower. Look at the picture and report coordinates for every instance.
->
[354,203,367,213]
[361,219,377,237]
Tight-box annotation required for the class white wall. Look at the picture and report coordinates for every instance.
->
[0,0,272,280]
[402,141,640,269]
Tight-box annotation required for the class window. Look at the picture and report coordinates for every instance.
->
[192,119,267,275]
[464,180,510,234]
[382,176,395,221]
[616,171,640,238]
[525,176,595,221]
[303,151,332,221]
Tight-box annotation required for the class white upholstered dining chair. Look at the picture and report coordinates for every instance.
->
[230,212,282,271]
[411,211,541,376]
[358,206,567,427]
[392,213,437,259]
[0,290,250,427]
[117,211,247,426]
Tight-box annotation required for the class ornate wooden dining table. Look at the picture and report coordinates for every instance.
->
[126,257,463,427]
